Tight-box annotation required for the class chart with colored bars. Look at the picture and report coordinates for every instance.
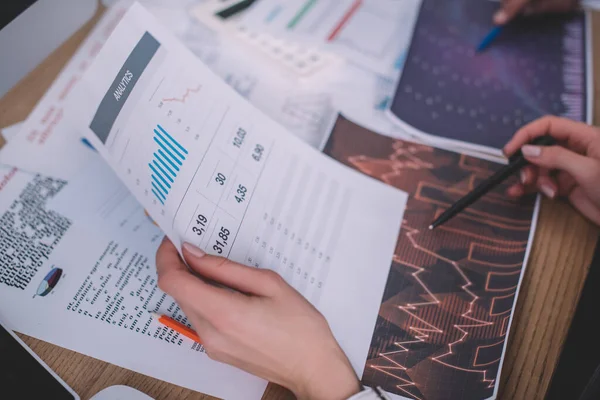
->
[83,28,364,305]
[142,73,273,260]
[149,124,188,205]
[83,30,273,261]
[323,115,537,400]
[241,0,420,75]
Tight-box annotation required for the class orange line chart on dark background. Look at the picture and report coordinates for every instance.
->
[323,115,537,400]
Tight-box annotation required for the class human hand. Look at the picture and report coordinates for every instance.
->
[155,239,361,400]
[504,116,600,226]
[493,0,579,25]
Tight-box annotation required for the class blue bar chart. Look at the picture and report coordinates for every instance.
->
[149,124,188,205]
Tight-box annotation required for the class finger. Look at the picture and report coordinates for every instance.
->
[495,0,531,24]
[182,243,285,297]
[516,165,540,195]
[176,302,216,340]
[507,176,542,197]
[155,238,239,316]
[503,116,598,157]
[555,171,577,197]
[569,187,600,226]
[519,165,538,186]
[173,306,229,362]
[507,183,525,198]
[520,144,598,187]
[155,237,188,281]
[535,172,558,199]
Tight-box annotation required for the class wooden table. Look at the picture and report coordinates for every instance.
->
[0,4,599,400]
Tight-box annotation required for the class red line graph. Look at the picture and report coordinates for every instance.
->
[327,0,362,41]
[162,84,202,104]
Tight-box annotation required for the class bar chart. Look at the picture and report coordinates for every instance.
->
[149,124,188,205]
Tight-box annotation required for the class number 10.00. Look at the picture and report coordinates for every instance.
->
[233,127,246,148]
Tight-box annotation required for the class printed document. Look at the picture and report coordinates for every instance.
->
[0,163,267,400]
[0,0,337,179]
[240,0,421,76]
[0,3,407,399]
[73,4,406,364]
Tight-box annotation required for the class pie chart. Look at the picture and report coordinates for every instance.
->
[36,267,63,297]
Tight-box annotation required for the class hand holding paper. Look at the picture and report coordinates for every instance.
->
[156,238,362,400]
[70,1,407,392]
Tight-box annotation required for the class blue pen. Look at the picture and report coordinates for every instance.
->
[476,26,503,52]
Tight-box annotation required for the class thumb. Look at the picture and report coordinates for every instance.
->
[521,145,598,186]
[182,242,285,297]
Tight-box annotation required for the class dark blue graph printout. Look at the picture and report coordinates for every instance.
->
[390,0,588,151]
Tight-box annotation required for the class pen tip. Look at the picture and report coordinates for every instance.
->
[428,225,434,230]
[149,311,160,318]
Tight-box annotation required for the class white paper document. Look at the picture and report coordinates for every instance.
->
[0,2,131,179]
[74,3,406,369]
[48,155,164,245]
[0,163,268,400]
[0,0,338,179]
[0,3,407,399]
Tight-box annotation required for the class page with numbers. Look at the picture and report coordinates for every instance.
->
[71,3,407,377]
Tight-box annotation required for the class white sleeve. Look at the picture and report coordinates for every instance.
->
[347,387,390,400]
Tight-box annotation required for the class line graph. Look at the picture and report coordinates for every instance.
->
[162,84,202,104]
[324,115,536,400]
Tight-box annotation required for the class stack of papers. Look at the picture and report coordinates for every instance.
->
[0,3,407,400]
[3,0,585,398]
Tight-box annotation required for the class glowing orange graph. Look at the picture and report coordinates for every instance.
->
[324,115,537,400]
[162,84,202,103]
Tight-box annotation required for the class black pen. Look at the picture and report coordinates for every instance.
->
[429,136,557,230]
